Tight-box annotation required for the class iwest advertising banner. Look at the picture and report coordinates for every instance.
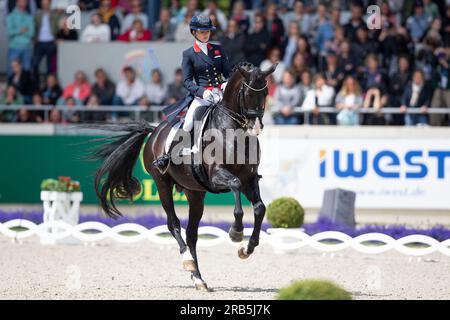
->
[1,135,449,209]
[258,138,450,209]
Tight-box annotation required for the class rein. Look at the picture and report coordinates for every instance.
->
[217,103,249,128]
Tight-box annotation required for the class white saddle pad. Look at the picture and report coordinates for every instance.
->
[164,108,213,154]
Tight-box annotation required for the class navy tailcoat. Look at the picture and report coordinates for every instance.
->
[163,41,232,122]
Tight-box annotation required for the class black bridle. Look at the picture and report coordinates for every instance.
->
[239,80,268,119]
[218,79,268,129]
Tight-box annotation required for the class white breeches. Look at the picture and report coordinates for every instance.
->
[164,97,211,154]
[182,97,211,132]
[165,121,181,153]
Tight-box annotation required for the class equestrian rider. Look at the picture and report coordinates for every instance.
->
[152,14,232,170]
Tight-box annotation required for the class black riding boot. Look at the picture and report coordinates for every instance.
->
[152,154,171,171]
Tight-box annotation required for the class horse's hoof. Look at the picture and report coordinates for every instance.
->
[229,227,244,242]
[192,275,209,292]
[195,282,209,292]
[182,260,197,272]
[238,245,250,259]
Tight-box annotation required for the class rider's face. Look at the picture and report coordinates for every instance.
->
[195,30,211,42]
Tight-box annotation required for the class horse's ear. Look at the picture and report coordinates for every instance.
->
[238,65,251,80]
[261,63,278,77]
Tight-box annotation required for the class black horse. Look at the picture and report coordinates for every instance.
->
[91,62,277,291]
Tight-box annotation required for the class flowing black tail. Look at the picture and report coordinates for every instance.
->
[88,120,155,218]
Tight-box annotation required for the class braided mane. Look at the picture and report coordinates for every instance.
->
[223,62,255,104]
[231,61,255,76]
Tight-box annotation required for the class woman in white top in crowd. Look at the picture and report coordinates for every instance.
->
[302,73,335,124]
[113,66,145,106]
[335,76,363,126]
[80,13,111,43]
[144,69,168,105]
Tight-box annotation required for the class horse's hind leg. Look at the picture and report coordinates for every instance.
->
[152,174,188,259]
[184,189,208,291]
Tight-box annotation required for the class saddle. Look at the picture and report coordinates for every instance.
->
[190,105,220,193]
[166,104,210,153]
[163,104,219,193]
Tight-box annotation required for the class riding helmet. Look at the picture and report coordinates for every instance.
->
[189,14,216,31]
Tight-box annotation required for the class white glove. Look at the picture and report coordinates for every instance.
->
[202,89,214,102]
[211,88,222,104]
[211,93,221,104]
[202,89,222,104]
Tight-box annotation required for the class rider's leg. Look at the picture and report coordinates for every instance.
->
[180,97,210,154]
[165,121,182,154]
[182,97,205,132]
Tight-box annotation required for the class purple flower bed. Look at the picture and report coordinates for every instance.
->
[0,209,271,232]
[303,217,450,242]
[1,209,449,241]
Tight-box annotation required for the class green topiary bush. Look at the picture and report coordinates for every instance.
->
[266,197,304,228]
[277,279,352,300]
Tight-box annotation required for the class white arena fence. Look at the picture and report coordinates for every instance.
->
[1,219,449,257]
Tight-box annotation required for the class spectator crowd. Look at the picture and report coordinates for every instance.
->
[1,0,450,126]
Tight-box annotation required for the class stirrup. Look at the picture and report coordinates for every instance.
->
[152,154,171,173]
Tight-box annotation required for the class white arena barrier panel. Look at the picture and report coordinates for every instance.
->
[40,191,83,244]
[0,220,449,257]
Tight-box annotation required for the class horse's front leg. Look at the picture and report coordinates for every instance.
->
[210,166,244,243]
[239,175,266,259]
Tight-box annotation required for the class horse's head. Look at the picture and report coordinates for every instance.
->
[225,63,277,136]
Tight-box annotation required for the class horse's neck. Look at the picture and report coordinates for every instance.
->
[210,103,238,130]
[223,75,243,114]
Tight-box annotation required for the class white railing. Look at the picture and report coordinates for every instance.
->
[1,105,450,125]
[0,105,166,122]
[1,219,449,257]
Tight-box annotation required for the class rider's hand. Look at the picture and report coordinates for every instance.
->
[202,89,214,102]
[211,91,222,104]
